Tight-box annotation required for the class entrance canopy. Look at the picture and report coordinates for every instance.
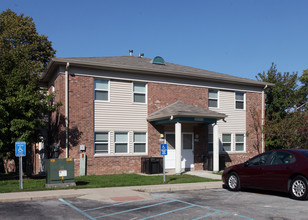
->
[147,100,227,124]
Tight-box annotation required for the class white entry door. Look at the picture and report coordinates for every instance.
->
[165,132,194,169]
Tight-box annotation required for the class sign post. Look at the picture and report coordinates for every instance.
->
[15,142,26,189]
[160,144,167,183]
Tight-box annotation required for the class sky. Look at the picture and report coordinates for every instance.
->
[1,0,307,80]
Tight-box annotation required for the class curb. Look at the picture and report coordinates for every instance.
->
[0,181,223,203]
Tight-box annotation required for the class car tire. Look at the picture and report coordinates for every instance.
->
[289,176,308,200]
[227,172,240,191]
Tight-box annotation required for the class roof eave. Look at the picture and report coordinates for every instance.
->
[42,58,274,88]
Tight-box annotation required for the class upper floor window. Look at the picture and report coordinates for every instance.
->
[95,79,109,101]
[133,132,146,153]
[235,92,245,109]
[133,82,146,103]
[209,89,218,108]
[115,132,128,153]
[95,132,109,154]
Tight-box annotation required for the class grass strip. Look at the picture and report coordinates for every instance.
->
[0,173,219,193]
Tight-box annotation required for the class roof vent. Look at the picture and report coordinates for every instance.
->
[139,53,144,58]
[129,50,133,56]
[152,56,165,65]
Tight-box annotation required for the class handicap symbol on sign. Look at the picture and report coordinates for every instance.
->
[160,144,167,156]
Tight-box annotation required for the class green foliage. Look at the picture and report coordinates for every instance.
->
[257,63,308,150]
[297,69,308,111]
[0,9,56,158]
[257,63,299,122]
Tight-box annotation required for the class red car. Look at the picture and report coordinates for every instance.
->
[222,149,308,200]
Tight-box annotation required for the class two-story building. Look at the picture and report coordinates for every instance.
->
[39,54,271,175]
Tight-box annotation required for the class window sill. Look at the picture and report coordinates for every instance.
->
[94,153,148,157]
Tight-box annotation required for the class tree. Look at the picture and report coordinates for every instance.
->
[257,63,299,122]
[256,63,308,150]
[296,69,308,111]
[0,9,57,167]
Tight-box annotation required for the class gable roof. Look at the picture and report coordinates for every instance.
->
[41,56,272,88]
[147,100,227,122]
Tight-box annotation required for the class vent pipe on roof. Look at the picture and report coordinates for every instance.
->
[129,50,133,56]
[139,53,144,58]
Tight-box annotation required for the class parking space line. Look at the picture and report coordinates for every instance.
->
[59,198,95,220]
[139,205,194,220]
[152,194,253,220]
[83,201,134,212]
[94,200,176,219]
[192,210,221,220]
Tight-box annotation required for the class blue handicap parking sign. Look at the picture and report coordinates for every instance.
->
[160,144,167,155]
[15,142,26,157]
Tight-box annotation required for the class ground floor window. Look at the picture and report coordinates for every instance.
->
[115,132,128,153]
[222,134,232,152]
[94,131,147,155]
[134,132,146,153]
[95,132,109,154]
[235,134,245,152]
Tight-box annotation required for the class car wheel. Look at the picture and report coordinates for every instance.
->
[290,176,308,200]
[227,172,240,191]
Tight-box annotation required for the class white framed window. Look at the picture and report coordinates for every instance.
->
[235,92,245,110]
[209,89,218,108]
[222,134,232,152]
[133,132,147,153]
[235,134,245,152]
[115,132,128,153]
[95,132,109,154]
[95,79,109,101]
[133,82,146,103]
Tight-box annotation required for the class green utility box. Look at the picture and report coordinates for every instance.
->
[45,158,76,187]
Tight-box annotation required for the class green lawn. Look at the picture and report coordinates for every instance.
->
[0,173,219,193]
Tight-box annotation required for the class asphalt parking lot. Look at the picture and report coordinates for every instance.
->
[1,188,308,219]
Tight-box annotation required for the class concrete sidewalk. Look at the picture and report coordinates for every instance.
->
[0,171,223,203]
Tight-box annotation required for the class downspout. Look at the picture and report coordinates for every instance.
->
[65,62,70,158]
[261,84,267,153]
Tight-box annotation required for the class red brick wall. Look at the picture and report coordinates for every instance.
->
[225,92,264,166]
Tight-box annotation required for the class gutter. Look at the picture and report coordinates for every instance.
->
[65,62,70,158]
[261,84,268,153]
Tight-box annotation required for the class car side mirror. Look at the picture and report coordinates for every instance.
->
[244,161,249,167]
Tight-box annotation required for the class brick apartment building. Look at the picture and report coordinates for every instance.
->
[37,54,271,176]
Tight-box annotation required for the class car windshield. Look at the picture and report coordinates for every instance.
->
[301,151,308,159]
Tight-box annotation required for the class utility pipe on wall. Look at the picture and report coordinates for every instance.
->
[65,62,70,158]
[261,85,268,153]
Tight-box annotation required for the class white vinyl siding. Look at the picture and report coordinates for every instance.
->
[95,80,147,131]
[211,90,246,153]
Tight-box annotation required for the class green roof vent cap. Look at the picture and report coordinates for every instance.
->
[152,56,165,65]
